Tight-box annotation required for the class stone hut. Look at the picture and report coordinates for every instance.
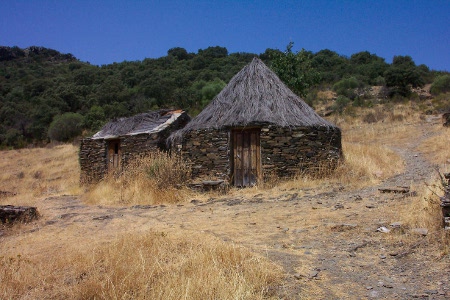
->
[80,109,190,184]
[169,58,342,187]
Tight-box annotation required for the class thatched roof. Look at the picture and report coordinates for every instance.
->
[172,58,335,139]
[92,109,187,140]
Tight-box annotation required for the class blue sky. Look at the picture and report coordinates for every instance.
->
[1,0,449,71]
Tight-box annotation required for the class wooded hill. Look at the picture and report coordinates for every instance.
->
[0,45,449,148]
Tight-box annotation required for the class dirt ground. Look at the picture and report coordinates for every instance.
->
[1,118,449,299]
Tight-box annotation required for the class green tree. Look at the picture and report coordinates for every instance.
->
[47,112,83,142]
[83,105,106,132]
[384,55,424,97]
[270,42,320,97]
[430,75,450,95]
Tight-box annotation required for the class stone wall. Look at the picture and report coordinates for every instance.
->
[179,129,230,181]
[79,113,190,184]
[79,138,107,184]
[120,133,160,166]
[178,125,342,183]
[80,133,163,184]
[260,125,342,178]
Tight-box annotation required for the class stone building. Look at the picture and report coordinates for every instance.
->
[170,58,342,187]
[80,109,190,183]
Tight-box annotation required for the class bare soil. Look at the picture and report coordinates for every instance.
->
[2,118,449,299]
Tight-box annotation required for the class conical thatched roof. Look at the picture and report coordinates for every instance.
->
[174,58,334,137]
[92,109,187,140]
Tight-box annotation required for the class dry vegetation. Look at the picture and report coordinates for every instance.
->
[1,103,449,299]
[1,231,282,299]
[83,151,193,206]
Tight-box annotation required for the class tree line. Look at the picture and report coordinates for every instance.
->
[0,44,449,148]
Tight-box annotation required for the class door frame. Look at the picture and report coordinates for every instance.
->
[107,139,121,172]
[231,128,261,187]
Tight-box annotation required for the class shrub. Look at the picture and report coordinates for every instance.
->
[48,113,83,142]
[332,95,351,114]
[333,77,363,99]
[430,75,450,95]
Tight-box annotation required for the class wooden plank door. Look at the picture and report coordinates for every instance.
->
[232,129,261,187]
[107,140,121,172]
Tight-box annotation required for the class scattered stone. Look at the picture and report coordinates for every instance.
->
[226,199,242,206]
[390,221,402,228]
[368,290,379,298]
[383,283,393,288]
[293,273,303,280]
[380,255,387,259]
[412,228,428,236]
[366,286,373,290]
[308,270,319,278]
[92,215,112,220]
[333,203,344,210]
[378,186,410,194]
[377,226,390,233]
[0,205,39,224]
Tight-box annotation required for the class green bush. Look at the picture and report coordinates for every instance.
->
[332,95,351,114]
[333,77,363,99]
[48,113,83,142]
[430,75,450,95]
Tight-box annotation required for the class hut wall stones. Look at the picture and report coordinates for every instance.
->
[177,125,342,182]
[79,138,107,183]
[80,110,190,184]
[260,125,342,178]
[180,129,230,180]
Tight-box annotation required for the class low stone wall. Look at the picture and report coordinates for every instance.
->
[179,129,230,181]
[120,133,160,166]
[260,125,342,179]
[178,125,342,183]
[79,138,107,184]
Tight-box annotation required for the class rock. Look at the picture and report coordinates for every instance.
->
[333,203,344,210]
[308,270,319,278]
[412,228,428,236]
[293,273,303,280]
[0,205,39,224]
[377,226,390,233]
[390,221,402,228]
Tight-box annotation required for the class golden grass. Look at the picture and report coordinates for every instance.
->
[2,103,448,299]
[416,126,450,164]
[83,152,195,206]
[0,144,81,206]
[0,231,283,299]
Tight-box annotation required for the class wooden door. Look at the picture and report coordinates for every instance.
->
[232,129,261,187]
[107,140,121,172]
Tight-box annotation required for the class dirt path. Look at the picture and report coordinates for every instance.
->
[2,119,449,299]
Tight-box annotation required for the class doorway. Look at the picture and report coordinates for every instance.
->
[107,140,121,172]
[232,129,261,187]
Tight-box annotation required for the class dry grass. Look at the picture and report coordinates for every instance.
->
[0,144,80,206]
[0,231,283,299]
[83,151,194,206]
[416,126,450,164]
[2,103,448,299]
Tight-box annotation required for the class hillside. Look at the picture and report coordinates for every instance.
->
[1,45,449,148]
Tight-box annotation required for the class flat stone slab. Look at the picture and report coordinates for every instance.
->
[378,186,410,194]
[0,205,39,224]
